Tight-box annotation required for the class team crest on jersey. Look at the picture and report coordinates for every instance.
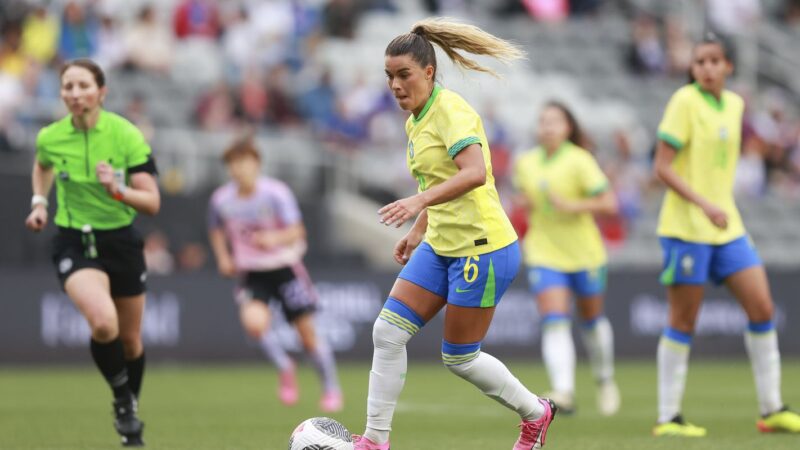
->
[408,140,415,158]
[719,127,729,140]
[681,255,694,276]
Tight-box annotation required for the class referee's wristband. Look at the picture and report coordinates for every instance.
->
[31,195,48,209]
[112,183,127,201]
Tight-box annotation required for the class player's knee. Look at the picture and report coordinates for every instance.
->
[442,340,481,377]
[749,301,774,323]
[372,317,412,350]
[372,298,423,350]
[119,333,143,359]
[87,311,119,341]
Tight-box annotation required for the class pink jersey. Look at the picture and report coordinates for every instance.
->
[208,177,307,271]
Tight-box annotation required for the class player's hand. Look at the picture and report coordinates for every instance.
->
[393,230,424,265]
[252,230,280,250]
[379,194,426,228]
[217,257,236,278]
[95,161,116,192]
[702,202,728,229]
[25,205,48,232]
[548,192,580,214]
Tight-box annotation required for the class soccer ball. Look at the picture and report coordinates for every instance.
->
[288,417,354,450]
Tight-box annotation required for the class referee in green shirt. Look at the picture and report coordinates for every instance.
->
[25,59,159,447]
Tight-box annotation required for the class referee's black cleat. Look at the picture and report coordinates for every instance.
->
[113,394,145,447]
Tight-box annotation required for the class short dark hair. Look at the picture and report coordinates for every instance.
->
[222,139,261,164]
[687,32,733,84]
[60,59,106,88]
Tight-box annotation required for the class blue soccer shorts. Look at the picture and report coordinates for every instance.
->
[398,241,520,308]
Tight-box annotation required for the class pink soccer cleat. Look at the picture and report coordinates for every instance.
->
[278,368,299,406]
[513,398,558,449]
[319,389,344,412]
[352,435,390,450]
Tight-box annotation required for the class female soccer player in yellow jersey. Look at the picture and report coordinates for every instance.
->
[652,33,800,437]
[352,18,557,450]
[513,102,620,417]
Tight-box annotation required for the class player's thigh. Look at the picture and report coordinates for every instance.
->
[537,287,571,315]
[292,313,318,351]
[666,284,705,333]
[114,293,146,358]
[443,304,496,344]
[240,300,272,337]
[725,265,773,322]
[388,278,447,323]
[65,268,118,338]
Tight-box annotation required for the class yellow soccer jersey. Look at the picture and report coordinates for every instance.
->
[405,86,517,257]
[657,83,745,244]
[513,142,609,271]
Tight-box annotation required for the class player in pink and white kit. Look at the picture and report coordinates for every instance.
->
[208,139,342,412]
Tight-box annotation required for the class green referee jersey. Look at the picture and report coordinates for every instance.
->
[36,110,155,230]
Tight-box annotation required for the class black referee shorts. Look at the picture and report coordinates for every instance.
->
[51,226,147,297]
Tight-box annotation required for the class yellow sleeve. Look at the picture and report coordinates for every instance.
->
[657,90,691,150]
[578,152,609,196]
[437,98,482,159]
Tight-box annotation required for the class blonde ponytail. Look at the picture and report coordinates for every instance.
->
[414,18,525,76]
[385,17,525,77]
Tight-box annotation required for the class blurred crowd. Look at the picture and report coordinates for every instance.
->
[2,0,800,264]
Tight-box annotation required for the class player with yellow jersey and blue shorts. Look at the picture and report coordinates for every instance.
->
[352,19,556,450]
[513,102,620,417]
[652,34,800,437]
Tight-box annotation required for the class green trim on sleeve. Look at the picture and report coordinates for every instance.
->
[588,182,610,197]
[657,131,684,150]
[448,136,481,158]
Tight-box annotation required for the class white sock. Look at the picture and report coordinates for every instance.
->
[258,331,293,373]
[744,321,783,415]
[308,337,340,393]
[446,350,545,420]
[580,316,615,383]
[364,315,416,444]
[657,328,691,423]
[542,315,575,395]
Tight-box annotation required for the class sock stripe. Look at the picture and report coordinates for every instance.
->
[442,350,481,366]
[582,315,602,329]
[384,297,425,328]
[542,313,570,326]
[663,327,692,346]
[378,309,419,335]
[748,320,775,334]
[441,340,481,366]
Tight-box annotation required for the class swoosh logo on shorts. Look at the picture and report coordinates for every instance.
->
[455,287,472,293]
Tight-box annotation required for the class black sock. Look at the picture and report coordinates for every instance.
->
[90,338,132,400]
[126,352,145,398]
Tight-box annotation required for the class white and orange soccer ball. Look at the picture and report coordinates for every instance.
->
[288,417,354,450]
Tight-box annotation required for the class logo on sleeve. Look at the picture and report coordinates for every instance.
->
[408,140,415,159]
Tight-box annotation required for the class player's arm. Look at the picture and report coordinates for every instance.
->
[394,209,428,265]
[654,141,727,229]
[380,144,485,227]
[95,162,160,215]
[252,223,306,250]
[549,189,618,215]
[208,227,236,277]
[25,160,55,232]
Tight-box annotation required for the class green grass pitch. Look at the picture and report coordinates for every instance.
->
[1,360,799,449]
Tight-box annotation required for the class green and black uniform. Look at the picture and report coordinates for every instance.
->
[37,110,157,296]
